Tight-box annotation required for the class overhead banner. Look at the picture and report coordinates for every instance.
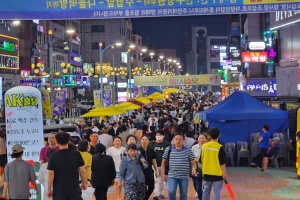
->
[41,90,52,120]
[52,90,66,117]
[134,74,221,86]
[0,1,300,19]
[94,89,112,107]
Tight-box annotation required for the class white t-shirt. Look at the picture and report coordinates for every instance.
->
[106,146,126,172]
[98,134,113,149]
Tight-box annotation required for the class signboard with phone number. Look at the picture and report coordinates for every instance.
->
[0,0,300,19]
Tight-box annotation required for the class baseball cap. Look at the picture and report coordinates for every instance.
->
[272,137,280,142]
[12,144,25,153]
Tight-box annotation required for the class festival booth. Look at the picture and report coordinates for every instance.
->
[199,91,289,144]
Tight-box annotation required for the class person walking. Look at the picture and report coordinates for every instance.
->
[47,132,87,200]
[201,128,227,200]
[98,127,113,149]
[139,135,159,200]
[3,144,39,200]
[78,139,92,182]
[119,144,146,200]
[89,132,99,155]
[191,133,208,200]
[257,124,271,172]
[106,137,126,200]
[161,133,197,200]
[91,143,116,200]
[39,133,59,165]
[152,130,170,200]
[38,148,57,200]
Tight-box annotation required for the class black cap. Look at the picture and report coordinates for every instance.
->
[95,143,106,154]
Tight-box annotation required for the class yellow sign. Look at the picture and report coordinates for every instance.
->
[244,0,298,4]
[41,90,52,119]
[93,90,101,108]
[134,74,221,87]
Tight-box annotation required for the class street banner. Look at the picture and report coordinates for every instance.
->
[41,90,52,119]
[0,0,299,19]
[134,74,221,87]
[52,90,66,117]
[103,89,112,107]
[93,90,101,108]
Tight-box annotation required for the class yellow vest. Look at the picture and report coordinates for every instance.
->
[201,141,223,176]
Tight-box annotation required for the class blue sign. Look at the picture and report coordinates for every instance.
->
[1,1,300,19]
[70,52,82,66]
[245,78,277,97]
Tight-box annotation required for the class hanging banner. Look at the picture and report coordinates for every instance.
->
[93,90,101,108]
[4,86,44,163]
[103,89,112,107]
[134,74,221,87]
[41,90,52,120]
[52,90,66,117]
[0,1,300,19]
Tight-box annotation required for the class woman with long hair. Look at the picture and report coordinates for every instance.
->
[138,135,159,200]
[128,123,137,135]
[106,137,126,200]
[191,133,208,200]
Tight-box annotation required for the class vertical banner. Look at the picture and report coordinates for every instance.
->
[41,90,52,119]
[52,90,66,117]
[93,90,101,108]
[103,89,112,107]
[132,86,139,98]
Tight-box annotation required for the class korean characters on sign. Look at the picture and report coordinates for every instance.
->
[242,52,268,63]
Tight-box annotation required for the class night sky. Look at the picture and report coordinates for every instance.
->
[132,15,228,70]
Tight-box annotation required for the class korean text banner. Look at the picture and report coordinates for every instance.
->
[5,86,44,163]
[134,74,221,86]
[1,0,300,19]
[53,90,66,117]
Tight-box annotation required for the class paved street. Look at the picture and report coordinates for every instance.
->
[106,167,300,200]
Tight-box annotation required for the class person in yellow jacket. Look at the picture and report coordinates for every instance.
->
[201,128,227,200]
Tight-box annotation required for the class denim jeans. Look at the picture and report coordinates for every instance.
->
[202,180,223,200]
[192,176,203,200]
[168,177,189,200]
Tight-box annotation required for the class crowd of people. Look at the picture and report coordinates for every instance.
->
[1,91,294,200]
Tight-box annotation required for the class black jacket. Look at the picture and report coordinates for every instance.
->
[91,154,116,187]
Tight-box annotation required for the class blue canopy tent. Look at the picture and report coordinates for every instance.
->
[199,92,289,144]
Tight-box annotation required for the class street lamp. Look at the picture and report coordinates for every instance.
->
[126,44,135,98]
[141,48,147,53]
[99,41,122,107]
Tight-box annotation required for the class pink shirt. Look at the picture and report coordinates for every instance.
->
[39,145,60,163]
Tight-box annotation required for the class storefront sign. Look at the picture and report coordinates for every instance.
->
[37,25,44,32]
[0,34,19,58]
[118,92,127,102]
[270,11,300,30]
[118,82,127,88]
[134,74,221,87]
[231,59,242,67]
[248,42,266,50]
[63,75,76,87]
[53,90,66,117]
[242,52,268,63]
[70,52,82,66]
[5,86,44,163]
[0,1,300,19]
[81,76,90,87]
[52,53,68,62]
[245,78,277,96]
[231,49,241,58]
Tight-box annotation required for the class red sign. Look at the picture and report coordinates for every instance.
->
[242,52,268,63]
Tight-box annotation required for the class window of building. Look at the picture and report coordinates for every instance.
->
[37,32,45,44]
[91,25,105,32]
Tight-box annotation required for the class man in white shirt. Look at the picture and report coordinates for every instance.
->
[98,127,113,149]
[148,113,158,130]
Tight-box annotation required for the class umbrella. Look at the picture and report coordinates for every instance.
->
[80,106,126,117]
[224,179,235,199]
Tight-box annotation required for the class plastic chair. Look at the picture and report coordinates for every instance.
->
[250,133,259,144]
[225,142,235,166]
[250,142,261,162]
[237,141,250,166]
[268,150,279,168]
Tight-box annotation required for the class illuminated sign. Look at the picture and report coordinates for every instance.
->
[118,82,127,88]
[70,52,82,66]
[242,52,268,63]
[63,75,76,87]
[0,1,299,19]
[37,25,44,32]
[248,42,266,50]
[0,34,19,70]
[245,78,277,96]
[81,76,90,87]
[270,11,300,30]
[230,49,241,58]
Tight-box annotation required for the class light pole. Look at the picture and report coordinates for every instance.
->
[149,52,155,75]
[99,42,122,107]
[126,44,135,98]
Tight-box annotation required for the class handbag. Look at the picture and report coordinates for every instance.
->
[164,145,172,175]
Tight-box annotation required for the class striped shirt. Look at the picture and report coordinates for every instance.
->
[162,145,195,179]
